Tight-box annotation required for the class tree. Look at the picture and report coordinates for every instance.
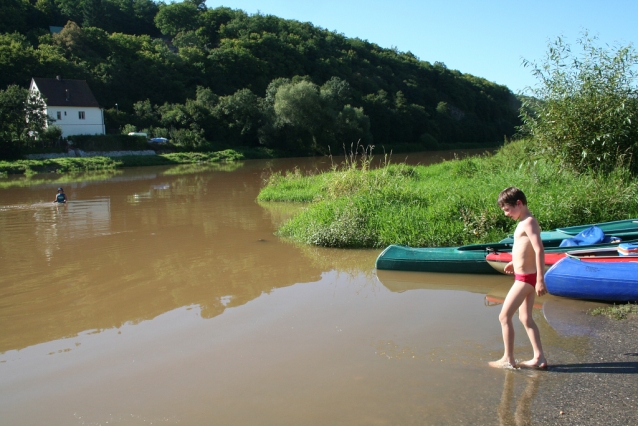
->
[0,0,30,33]
[132,98,157,128]
[0,85,50,155]
[154,1,201,37]
[273,80,323,151]
[335,104,371,147]
[55,0,83,22]
[520,33,638,174]
[214,88,261,145]
[82,0,103,28]
[34,0,64,27]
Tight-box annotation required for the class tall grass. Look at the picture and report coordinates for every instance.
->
[259,140,638,248]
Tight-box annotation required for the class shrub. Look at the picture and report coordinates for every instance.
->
[520,33,638,174]
[68,134,149,151]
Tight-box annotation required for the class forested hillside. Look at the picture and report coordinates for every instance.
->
[1,0,521,154]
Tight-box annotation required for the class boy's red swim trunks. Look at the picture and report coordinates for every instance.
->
[514,273,537,287]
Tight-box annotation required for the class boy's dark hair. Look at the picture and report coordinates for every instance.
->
[498,187,527,207]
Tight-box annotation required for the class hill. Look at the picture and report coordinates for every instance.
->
[1,0,521,154]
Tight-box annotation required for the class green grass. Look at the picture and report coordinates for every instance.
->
[257,139,638,248]
[0,149,250,177]
[589,303,638,320]
[259,167,328,202]
[0,170,123,190]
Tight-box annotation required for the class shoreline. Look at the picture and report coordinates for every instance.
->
[0,143,502,177]
[0,149,259,176]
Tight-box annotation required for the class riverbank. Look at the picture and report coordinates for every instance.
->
[0,142,501,178]
[0,147,277,177]
[258,140,638,248]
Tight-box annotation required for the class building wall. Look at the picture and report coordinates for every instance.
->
[45,106,105,137]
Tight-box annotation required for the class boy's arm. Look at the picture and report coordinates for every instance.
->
[503,261,514,274]
[523,218,547,296]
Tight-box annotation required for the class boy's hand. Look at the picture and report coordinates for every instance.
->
[503,262,514,274]
[535,279,548,297]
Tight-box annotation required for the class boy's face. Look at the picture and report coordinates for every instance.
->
[500,200,523,221]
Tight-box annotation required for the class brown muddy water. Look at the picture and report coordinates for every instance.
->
[0,152,606,425]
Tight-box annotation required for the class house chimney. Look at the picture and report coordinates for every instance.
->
[56,75,62,80]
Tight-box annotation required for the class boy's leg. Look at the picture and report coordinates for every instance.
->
[517,291,548,369]
[489,281,535,368]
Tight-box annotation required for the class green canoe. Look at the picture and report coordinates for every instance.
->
[499,218,638,244]
[375,243,512,274]
[376,218,638,274]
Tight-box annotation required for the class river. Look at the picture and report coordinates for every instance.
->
[0,151,605,425]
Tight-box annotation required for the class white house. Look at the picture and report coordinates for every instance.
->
[29,76,105,137]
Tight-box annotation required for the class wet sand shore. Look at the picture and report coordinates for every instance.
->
[532,314,638,425]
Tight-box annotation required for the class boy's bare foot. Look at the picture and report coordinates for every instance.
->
[517,358,548,370]
[489,358,517,369]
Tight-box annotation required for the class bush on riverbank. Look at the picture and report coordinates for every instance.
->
[257,140,638,248]
[520,34,638,175]
[68,134,149,151]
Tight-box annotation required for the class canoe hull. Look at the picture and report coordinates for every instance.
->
[376,218,638,274]
[545,257,638,302]
[375,244,502,274]
[486,245,638,274]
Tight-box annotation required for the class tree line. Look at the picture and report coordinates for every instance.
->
[1,0,521,156]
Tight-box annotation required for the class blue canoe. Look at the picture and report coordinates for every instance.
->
[545,256,638,302]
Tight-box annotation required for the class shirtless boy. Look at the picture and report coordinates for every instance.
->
[489,187,548,370]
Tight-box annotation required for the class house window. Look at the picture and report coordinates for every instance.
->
[79,111,85,120]
[56,111,61,120]
[64,111,67,116]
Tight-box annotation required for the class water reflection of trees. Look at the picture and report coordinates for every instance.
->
[162,162,244,175]
[0,166,326,353]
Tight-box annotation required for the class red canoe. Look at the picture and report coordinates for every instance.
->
[486,248,638,275]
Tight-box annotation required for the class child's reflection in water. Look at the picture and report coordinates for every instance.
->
[497,370,541,426]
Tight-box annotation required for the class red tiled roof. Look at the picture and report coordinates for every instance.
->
[31,77,101,108]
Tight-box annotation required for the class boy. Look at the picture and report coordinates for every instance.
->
[54,187,67,203]
[489,187,548,370]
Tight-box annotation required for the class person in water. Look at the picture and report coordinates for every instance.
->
[54,187,67,203]
[489,187,548,370]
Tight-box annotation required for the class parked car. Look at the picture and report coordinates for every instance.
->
[149,137,168,143]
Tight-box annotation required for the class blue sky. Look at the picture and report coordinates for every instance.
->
[208,0,638,94]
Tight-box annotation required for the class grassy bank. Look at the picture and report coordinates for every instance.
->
[0,148,277,177]
[589,303,638,320]
[257,140,638,248]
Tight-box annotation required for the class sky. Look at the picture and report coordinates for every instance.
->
[207,0,638,94]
